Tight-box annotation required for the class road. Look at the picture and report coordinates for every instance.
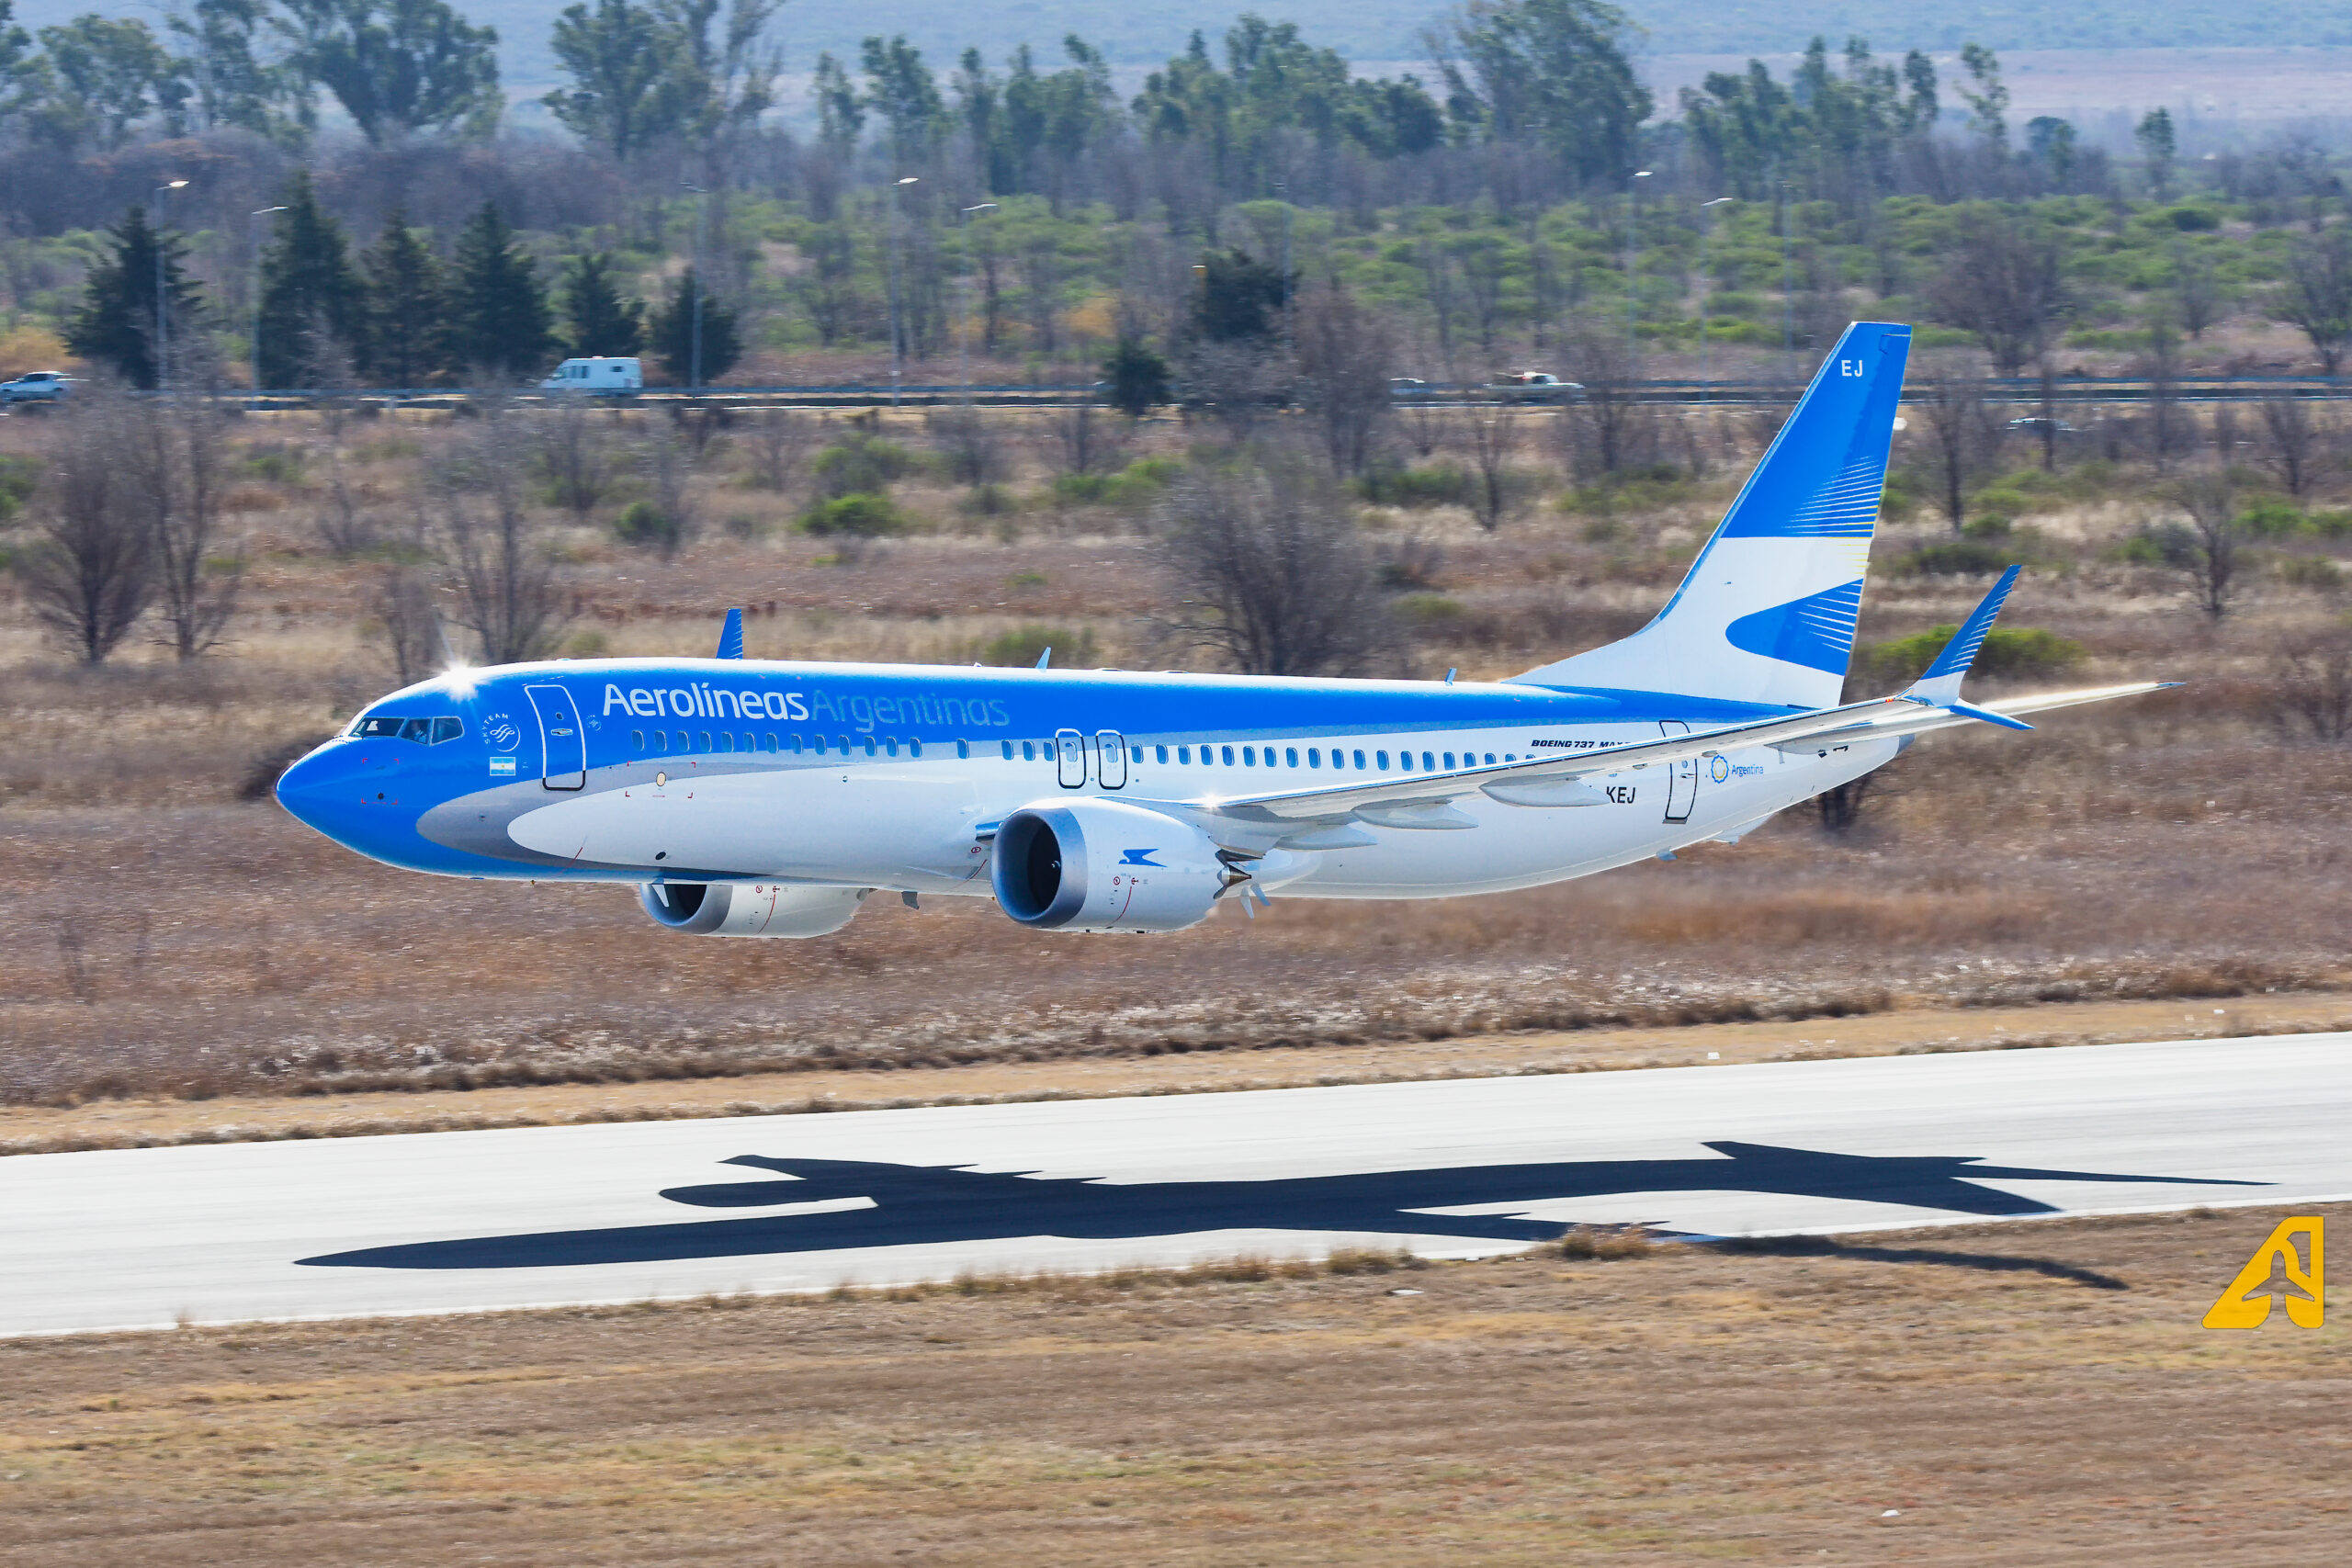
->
[7,1033,2348,1337]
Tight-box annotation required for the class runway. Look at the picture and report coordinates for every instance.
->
[7,1033,2350,1337]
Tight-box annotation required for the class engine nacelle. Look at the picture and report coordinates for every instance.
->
[991,798,1240,933]
[639,881,869,937]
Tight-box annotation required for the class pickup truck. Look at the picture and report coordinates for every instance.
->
[1489,370,1581,401]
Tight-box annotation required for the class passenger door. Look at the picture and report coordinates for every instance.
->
[1096,730,1127,789]
[527,684,587,790]
[1056,728,1088,788]
[1658,720,1696,823]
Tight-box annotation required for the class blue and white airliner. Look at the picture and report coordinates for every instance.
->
[277,323,2167,938]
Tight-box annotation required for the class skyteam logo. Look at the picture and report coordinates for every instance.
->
[1119,849,1163,867]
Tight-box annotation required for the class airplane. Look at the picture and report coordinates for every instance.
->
[300,1143,2256,1270]
[275,321,2170,940]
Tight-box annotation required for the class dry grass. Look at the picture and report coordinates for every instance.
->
[3,408,2351,1111]
[0,1203,2341,1564]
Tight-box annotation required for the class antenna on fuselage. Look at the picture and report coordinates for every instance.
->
[716,608,746,660]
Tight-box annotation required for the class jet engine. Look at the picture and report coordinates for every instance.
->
[639,881,869,937]
[990,798,1246,933]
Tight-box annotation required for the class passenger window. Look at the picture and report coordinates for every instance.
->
[1022,740,1035,761]
[717,732,733,753]
[1132,746,1143,763]
[1376,750,1388,769]
[1442,752,1454,769]
[694,730,708,751]
[1242,746,1255,765]
[884,738,898,756]
[1307,749,1319,768]
[1176,746,1188,763]
[836,736,849,754]
[631,729,645,750]
[864,737,877,756]
[957,739,971,759]
[1423,752,1435,770]
[1001,740,1013,760]
[761,733,776,752]
[1156,745,1168,763]
[1284,747,1298,767]
[1353,750,1366,769]
[1222,745,1234,765]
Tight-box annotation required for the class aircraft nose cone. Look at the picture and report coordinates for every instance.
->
[273,741,347,834]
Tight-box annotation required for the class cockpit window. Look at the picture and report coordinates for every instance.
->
[351,714,465,744]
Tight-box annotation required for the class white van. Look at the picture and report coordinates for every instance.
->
[540,356,643,391]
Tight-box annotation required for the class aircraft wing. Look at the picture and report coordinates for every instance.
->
[1191,682,2175,826]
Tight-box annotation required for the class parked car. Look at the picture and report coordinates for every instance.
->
[1,370,72,404]
[2006,415,2081,435]
[539,356,643,392]
[1388,377,1434,397]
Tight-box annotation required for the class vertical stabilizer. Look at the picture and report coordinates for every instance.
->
[1512,321,1912,708]
[716,608,745,660]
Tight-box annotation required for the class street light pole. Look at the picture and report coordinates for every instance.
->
[681,180,709,393]
[1698,197,1733,400]
[1625,169,1651,374]
[888,176,919,410]
[153,178,188,393]
[959,202,996,406]
[250,205,287,400]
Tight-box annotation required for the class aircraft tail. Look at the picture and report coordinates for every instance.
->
[1511,321,1913,709]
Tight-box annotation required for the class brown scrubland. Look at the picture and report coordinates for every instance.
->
[3,398,2350,1115]
[0,1204,2342,1564]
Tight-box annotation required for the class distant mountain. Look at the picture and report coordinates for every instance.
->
[9,0,2349,96]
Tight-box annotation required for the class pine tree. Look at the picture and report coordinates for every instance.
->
[64,204,203,389]
[447,201,554,378]
[646,267,741,385]
[560,251,644,357]
[255,170,364,387]
[359,207,448,387]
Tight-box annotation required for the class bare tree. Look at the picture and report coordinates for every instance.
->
[1560,328,1645,479]
[436,413,572,664]
[13,394,153,663]
[1928,212,2068,376]
[2171,241,2222,339]
[1458,408,1522,532]
[2272,623,2352,742]
[632,432,701,559]
[131,391,243,660]
[1182,340,1291,442]
[1293,280,1396,478]
[1907,366,2002,530]
[2143,312,2185,469]
[742,407,815,494]
[926,406,1008,489]
[2169,468,2242,621]
[2275,226,2352,376]
[371,558,446,687]
[537,401,618,524]
[1046,400,1124,478]
[2257,398,2321,498]
[1151,453,1399,677]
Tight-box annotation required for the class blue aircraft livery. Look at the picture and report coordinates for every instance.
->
[277,324,2170,937]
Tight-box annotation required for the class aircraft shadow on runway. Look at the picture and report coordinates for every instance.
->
[300,1141,2259,1271]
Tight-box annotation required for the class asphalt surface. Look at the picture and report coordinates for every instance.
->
[8,1034,2349,1336]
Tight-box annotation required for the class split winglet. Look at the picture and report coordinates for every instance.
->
[1905,565,2020,706]
[716,607,745,660]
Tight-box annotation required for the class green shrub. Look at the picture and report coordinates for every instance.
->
[2277,554,2345,590]
[2238,500,2310,537]
[1395,592,1467,626]
[1898,537,2013,576]
[2109,522,2196,568]
[2309,510,2352,539]
[1962,513,2014,539]
[811,432,919,499]
[613,499,680,550]
[241,445,306,485]
[980,624,1096,667]
[1360,463,1472,508]
[1859,623,2086,687]
[801,491,909,536]
[0,453,38,520]
[1969,485,2031,519]
[1050,456,1179,510]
